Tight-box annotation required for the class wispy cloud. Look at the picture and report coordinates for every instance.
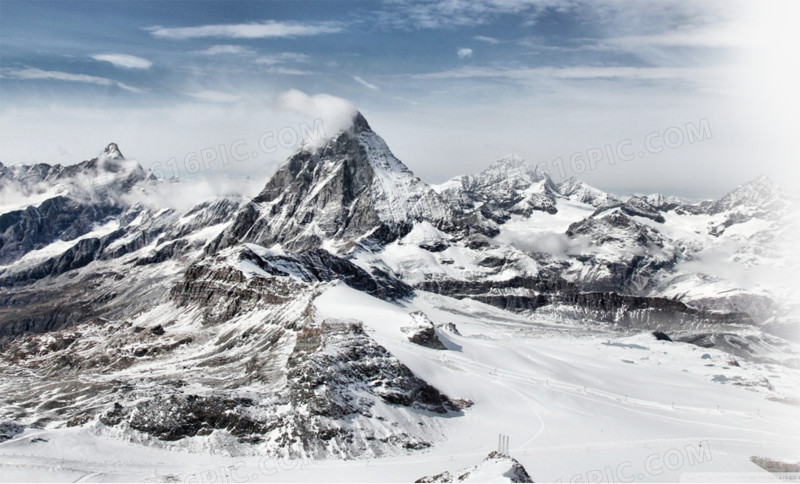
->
[196,44,256,56]
[473,35,502,44]
[254,53,310,65]
[264,67,314,76]
[414,65,724,82]
[252,52,313,74]
[352,75,379,90]
[0,67,142,92]
[607,27,746,49]
[145,21,342,40]
[457,48,473,59]
[253,53,313,74]
[377,0,555,29]
[90,53,152,69]
[185,90,241,103]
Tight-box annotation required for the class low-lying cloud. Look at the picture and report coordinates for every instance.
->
[494,230,594,257]
[123,175,264,211]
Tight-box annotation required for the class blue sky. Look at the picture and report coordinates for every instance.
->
[0,0,797,197]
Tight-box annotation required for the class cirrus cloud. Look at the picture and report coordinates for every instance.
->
[196,44,256,56]
[90,53,152,69]
[0,67,142,92]
[185,90,241,103]
[145,20,343,40]
[352,75,380,90]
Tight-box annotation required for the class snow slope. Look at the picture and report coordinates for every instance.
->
[1,282,797,482]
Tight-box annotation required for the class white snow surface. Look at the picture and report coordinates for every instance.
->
[2,282,797,482]
[355,129,451,225]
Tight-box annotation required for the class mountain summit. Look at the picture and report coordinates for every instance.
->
[102,142,124,160]
[212,112,452,252]
[435,153,561,222]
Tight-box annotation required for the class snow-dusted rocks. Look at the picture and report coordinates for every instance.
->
[417,451,534,483]
[435,154,560,223]
[0,421,24,443]
[558,176,619,208]
[211,112,453,253]
[0,143,151,266]
[402,311,447,350]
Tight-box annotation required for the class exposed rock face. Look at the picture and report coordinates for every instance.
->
[170,264,305,325]
[100,395,265,442]
[210,112,452,253]
[593,196,666,223]
[0,195,245,341]
[288,320,465,415]
[0,228,126,285]
[417,274,752,328]
[0,197,122,265]
[0,421,23,442]
[239,244,413,301]
[2,264,467,458]
[84,318,469,457]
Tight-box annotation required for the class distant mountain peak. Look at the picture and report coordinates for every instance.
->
[101,142,124,160]
[484,154,552,184]
[707,174,785,215]
[352,111,373,133]
[493,152,526,168]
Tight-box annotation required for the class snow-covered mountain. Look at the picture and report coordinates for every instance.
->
[0,112,798,481]
[210,113,452,253]
[435,153,560,221]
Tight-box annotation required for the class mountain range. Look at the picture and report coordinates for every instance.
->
[0,112,798,481]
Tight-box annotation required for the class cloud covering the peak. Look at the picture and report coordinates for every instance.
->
[275,89,358,148]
